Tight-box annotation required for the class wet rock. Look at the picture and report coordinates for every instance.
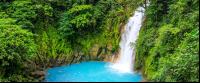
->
[115,49,121,62]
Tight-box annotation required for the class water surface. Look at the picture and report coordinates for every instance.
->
[43,61,142,82]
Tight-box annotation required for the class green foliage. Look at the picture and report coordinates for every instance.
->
[58,0,140,54]
[0,17,36,66]
[150,28,199,82]
[59,4,94,37]
[5,0,37,30]
[43,4,53,17]
[0,16,37,81]
[0,0,142,82]
[134,0,199,82]
[35,24,72,66]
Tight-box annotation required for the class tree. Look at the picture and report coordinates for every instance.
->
[0,13,37,78]
[5,0,37,31]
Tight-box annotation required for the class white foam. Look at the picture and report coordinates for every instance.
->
[109,2,149,73]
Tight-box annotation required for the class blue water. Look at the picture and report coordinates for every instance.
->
[43,61,142,82]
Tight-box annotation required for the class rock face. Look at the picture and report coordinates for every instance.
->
[102,42,115,62]
[30,41,117,82]
[130,11,135,17]
[106,43,112,51]
[79,51,85,56]
[66,54,74,65]
[18,41,117,82]
[134,59,148,82]
[98,49,106,60]
[103,50,112,62]
[55,51,86,66]
[119,23,126,36]
[89,44,99,60]
[103,55,109,62]
[77,55,82,61]
[110,49,121,63]
[30,71,46,78]
[74,51,79,57]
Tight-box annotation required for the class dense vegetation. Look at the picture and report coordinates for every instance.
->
[134,0,199,82]
[0,0,199,82]
[0,0,141,82]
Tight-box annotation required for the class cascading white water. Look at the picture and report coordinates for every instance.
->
[109,3,150,73]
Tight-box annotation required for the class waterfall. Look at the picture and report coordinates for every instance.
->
[109,3,150,73]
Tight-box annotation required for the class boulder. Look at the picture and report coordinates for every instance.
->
[88,44,99,60]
